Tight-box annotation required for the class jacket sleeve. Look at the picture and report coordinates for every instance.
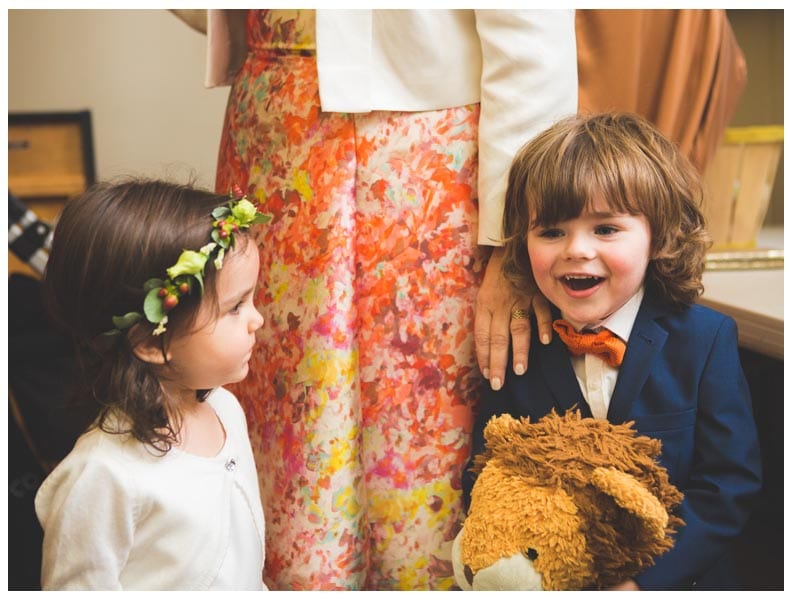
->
[35,441,137,590]
[635,316,762,589]
[461,367,524,512]
[474,10,578,245]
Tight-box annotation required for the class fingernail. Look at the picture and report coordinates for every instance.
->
[541,334,550,345]
[492,377,502,391]
[514,364,525,376]
[483,368,490,380]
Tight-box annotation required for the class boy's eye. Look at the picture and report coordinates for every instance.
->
[538,228,563,239]
[595,225,618,235]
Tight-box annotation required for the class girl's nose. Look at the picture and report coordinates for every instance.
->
[250,307,264,332]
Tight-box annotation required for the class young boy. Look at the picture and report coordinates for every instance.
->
[463,113,761,590]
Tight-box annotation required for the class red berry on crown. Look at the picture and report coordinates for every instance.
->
[163,295,179,310]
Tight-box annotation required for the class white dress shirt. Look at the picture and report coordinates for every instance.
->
[565,288,644,420]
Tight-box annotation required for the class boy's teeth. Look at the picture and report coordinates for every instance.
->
[563,275,602,291]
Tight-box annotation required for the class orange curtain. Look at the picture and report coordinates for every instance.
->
[576,9,747,172]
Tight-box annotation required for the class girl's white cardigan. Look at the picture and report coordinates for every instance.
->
[35,387,266,590]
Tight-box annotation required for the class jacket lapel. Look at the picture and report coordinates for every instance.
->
[539,336,593,417]
[606,298,669,424]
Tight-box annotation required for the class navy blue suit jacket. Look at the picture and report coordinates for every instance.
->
[463,297,762,589]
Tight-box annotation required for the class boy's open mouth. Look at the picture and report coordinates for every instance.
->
[562,275,604,291]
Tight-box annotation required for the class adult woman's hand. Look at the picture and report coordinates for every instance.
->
[475,247,553,390]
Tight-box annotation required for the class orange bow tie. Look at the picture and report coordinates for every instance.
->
[552,319,626,367]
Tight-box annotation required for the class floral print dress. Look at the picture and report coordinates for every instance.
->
[216,9,486,590]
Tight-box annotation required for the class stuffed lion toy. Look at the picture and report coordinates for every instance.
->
[453,411,684,590]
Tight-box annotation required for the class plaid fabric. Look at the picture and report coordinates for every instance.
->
[8,192,52,276]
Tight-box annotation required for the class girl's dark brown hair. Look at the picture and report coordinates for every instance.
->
[43,178,250,453]
[502,112,710,309]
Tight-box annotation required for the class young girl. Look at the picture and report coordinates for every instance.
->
[462,113,762,589]
[35,179,270,590]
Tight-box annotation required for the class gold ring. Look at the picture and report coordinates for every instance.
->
[511,308,529,320]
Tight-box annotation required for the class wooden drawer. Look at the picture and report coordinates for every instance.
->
[8,111,95,198]
[8,111,95,277]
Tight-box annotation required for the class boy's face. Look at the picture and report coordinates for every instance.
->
[526,198,651,329]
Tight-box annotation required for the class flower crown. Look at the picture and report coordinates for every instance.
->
[106,188,270,337]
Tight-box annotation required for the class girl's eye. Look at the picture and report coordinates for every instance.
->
[229,301,244,315]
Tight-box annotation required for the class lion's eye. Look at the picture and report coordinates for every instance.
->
[523,548,538,561]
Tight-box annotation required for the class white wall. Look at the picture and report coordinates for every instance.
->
[8,9,229,190]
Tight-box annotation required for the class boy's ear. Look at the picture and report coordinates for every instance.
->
[131,332,170,365]
[650,239,672,261]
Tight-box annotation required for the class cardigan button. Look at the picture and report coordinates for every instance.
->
[225,458,237,472]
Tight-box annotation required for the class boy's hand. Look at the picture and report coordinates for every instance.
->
[607,579,640,591]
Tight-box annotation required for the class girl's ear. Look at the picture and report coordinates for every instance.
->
[131,333,170,365]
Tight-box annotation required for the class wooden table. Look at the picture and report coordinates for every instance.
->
[699,227,784,360]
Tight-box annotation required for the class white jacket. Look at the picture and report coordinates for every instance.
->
[206,9,578,244]
[35,388,266,590]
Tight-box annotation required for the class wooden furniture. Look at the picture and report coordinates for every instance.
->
[703,126,783,251]
[700,268,783,360]
[700,226,783,359]
[8,110,95,277]
[700,226,783,590]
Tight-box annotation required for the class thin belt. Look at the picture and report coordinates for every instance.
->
[247,46,316,57]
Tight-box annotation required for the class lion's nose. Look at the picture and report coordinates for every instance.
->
[464,564,474,587]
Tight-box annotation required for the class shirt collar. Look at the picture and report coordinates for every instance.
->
[598,287,644,342]
[561,287,644,342]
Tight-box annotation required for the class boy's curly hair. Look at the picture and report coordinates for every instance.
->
[502,112,711,309]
